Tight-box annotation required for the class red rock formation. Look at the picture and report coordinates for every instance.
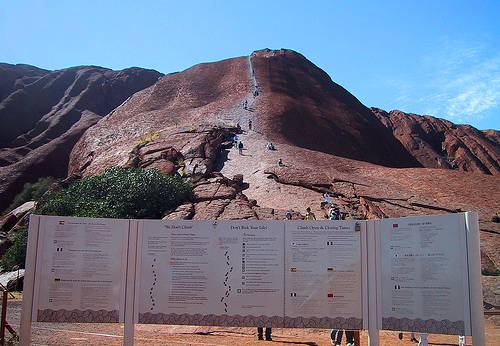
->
[372,108,500,175]
[0,64,162,212]
[1,50,499,286]
[65,50,499,299]
[0,63,48,102]
[249,49,420,168]
[65,48,498,231]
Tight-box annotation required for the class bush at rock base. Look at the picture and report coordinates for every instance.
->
[6,177,54,213]
[36,167,192,219]
[0,227,28,270]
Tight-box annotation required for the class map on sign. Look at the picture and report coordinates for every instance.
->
[32,216,129,323]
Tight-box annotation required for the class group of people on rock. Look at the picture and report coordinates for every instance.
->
[256,198,356,344]
[254,193,468,345]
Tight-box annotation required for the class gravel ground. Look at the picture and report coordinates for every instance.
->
[4,299,499,345]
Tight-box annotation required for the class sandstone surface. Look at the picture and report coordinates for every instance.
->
[0,64,162,212]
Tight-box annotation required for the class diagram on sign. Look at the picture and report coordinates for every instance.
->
[148,257,157,311]
[220,250,233,313]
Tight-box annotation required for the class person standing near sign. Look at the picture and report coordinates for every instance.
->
[257,325,272,341]
[329,210,356,346]
[256,213,294,341]
[330,330,355,346]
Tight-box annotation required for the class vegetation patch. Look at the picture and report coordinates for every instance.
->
[0,227,28,270]
[36,167,192,219]
[6,177,54,212]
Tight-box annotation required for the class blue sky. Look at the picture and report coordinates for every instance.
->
[1,0,499,130]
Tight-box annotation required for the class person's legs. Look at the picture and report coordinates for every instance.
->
[330,330,336,344]
[265,327,272,341]
[418,333,428,346]
[257,327,263,340]
[330,330,343,345]
[345,330,355,344]
[335,330,344,344]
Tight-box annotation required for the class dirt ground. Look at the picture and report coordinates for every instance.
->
[4,299,499,345]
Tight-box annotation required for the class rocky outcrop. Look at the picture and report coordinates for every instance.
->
[248,49,420,168]
[0,269,24,289]
[0,64,162,212]
[0,201,34,259]
[0,63,48,102]
[1,50,499,302]
[372,108,500,175]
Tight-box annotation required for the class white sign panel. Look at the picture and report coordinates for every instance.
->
[136,220,284,327]
[33,216,129,322]
[284,220,364,329]
[378,214,471,335]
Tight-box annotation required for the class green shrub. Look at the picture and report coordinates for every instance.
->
[6,177,55,212]
[0,227,28,270]
[36,167,192,219]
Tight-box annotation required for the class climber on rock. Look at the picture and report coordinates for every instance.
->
[327,205,341,220]
[238,141,244,155]
[304,207,316,220]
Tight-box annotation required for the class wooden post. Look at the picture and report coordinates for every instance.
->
[0,291,7,346]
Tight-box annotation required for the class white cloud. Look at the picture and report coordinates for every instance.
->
[383,38,500,125]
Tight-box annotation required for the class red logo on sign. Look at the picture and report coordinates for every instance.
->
[327,293,334,298]
[392,224,398,228]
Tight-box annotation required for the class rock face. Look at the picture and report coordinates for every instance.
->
[372,108,500,175]
[0,64,162,212]
[1,49,499,300]
[248,49,421,168]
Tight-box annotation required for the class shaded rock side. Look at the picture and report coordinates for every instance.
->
[0,64,162,212]
[372,108,500,175]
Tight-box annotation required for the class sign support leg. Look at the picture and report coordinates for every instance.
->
[367,221,379,346]
[20,215,40,346]
[124,220,138,346]
[465,212,485,346]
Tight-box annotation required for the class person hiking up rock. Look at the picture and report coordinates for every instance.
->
[304,207,316,220]
[328,205,341,220]
[238,141,244,155]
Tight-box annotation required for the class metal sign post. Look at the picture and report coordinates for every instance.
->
[19,215,40,346]
[465,212,486,346]
[367,220,379,346]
